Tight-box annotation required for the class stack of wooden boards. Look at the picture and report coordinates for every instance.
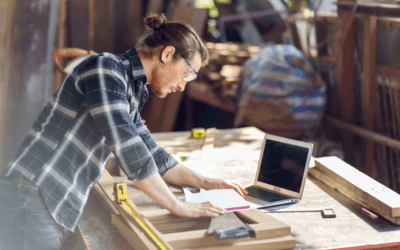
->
[91,169,296,249]
[309,156,400,225]
[196,42,260,99]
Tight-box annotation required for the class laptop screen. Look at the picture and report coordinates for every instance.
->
[257,139,310,193]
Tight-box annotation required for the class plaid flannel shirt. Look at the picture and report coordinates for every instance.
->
[1,48,179,231]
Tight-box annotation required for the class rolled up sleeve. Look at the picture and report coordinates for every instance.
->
[79,56,158,180]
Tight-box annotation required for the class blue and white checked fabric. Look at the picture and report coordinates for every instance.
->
[235,44,326,130]
[0,48,179,231]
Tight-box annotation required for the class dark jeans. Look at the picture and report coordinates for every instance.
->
[0,177,77,250]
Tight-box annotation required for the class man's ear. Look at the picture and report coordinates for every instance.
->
[160,46,176,64]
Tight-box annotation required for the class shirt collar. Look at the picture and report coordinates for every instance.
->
[125,47,148,83]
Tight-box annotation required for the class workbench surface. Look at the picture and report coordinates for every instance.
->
[79,127,400,249]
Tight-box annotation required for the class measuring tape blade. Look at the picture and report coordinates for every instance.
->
[115,183,170,250]
[120,200,170,250]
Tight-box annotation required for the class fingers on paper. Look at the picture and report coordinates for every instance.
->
[200,201,226,217]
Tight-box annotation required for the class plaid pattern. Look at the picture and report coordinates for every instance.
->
[0,48,179,231]
[235,44,326,130]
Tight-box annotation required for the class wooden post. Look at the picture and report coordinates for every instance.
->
[87,0,94,51]
[69,0,89,49]
[336,7,356,166]
[128,0,143,42]
[361,15,377,177]
[53,0,68,94]
[92,0,115,53]
[0,0,14,170]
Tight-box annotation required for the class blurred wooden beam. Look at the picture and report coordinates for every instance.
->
[0,0,14,170]
[128,0,143,43]
[69,0,89,49]
[53,0,69,94]
[336,7,356,165]
[93,0,115,53]
[326,115,400,151]
[146,0,164,16]
[361,15,377,177]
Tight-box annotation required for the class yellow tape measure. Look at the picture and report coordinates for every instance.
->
[192,128,205,139]
[114,183,170,250]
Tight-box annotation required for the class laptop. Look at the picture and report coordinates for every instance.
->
[244,133,313,208]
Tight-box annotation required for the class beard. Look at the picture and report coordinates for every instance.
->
[148,68,168,98]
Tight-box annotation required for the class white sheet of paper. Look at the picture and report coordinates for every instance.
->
[183,188,257,212]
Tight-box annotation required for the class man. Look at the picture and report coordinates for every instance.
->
[0,13,247,250]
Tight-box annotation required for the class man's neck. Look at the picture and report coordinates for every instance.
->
[137,49,156,84]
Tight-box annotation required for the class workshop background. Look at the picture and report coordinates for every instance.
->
[1,0,400,197]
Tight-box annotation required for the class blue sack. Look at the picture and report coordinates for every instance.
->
[234,44,326,131]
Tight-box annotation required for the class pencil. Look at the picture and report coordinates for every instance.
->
[362,208,378,220]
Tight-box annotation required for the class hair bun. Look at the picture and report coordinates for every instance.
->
[144,13,167,31]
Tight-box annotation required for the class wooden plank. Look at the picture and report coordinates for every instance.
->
[314,156,400,218]
[68,0,89,49]
[361,15,377,177]
[96,169,174,249]
[235,208,276,224]
[113,0,137,53]
[165,223,292,249]
[336,11,356,165]
[140,209,211,234]
[92,0,115,53]
[168,234,295,250]
[186,236,296,250]
[325,115,400,150]
[53,0,68,94]
[0,0,14,170]
[91,182,120,216]
[128,0,143,43]
[111,214,156,250]
[337,1,400,17]
[146,0,164,16]
[309,166,400,225]
[87,0,94,51]
[78,194,133,250]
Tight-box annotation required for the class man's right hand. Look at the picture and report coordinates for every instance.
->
[171,200,226,218]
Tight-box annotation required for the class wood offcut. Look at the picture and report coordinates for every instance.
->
[309,156,400,224]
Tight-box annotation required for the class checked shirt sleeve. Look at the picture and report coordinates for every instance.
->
[135,117,179,176]
[77,56,158,180]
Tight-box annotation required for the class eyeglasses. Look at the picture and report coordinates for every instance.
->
[183,58,197,82]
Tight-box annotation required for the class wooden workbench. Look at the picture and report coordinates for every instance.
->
[78,127,400,249]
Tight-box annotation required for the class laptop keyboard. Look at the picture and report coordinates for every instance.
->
[245,186,288,202]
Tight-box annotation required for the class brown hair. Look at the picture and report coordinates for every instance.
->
[135,13,209,66]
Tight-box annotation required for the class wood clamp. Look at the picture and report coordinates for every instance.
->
[207,212,257,240]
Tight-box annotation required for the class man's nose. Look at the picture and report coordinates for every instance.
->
[178,81,187,91]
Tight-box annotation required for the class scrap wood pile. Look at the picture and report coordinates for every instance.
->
[196,42,260,100]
